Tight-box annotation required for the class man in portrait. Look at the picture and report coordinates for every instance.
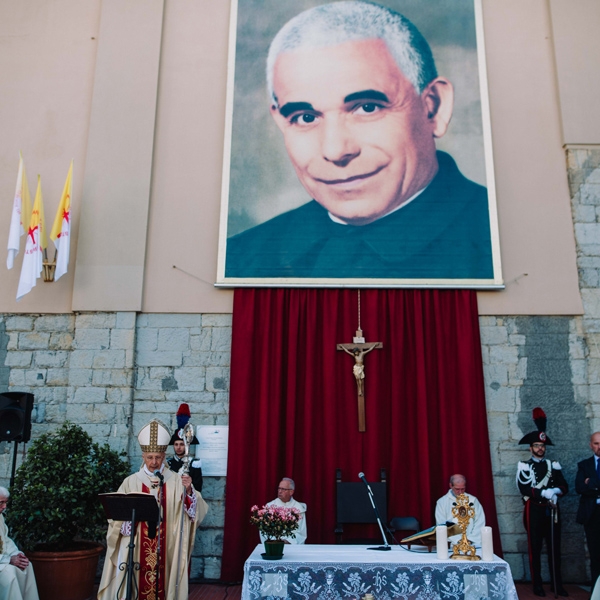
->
[225,1,493,281]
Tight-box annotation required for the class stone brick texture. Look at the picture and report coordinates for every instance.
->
[0,311,231,580]
[0,147,599,582]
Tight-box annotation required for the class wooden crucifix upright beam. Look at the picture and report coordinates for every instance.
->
[337,328,382,432]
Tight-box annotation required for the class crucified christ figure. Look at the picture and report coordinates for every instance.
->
[340,345,378,397]
[337,339,383,432]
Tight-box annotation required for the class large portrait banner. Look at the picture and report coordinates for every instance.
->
[216,0,503,288]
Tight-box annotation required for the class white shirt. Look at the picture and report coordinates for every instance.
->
[259,497,307,545]
[435,490,486,547]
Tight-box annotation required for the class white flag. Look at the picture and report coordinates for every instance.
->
[50,161,73,281]
[17,176,45,301]
[7,153,31,269]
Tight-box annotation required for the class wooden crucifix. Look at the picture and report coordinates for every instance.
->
[337,327,382,432]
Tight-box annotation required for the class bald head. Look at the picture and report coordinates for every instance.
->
[449,474,467,496]
[591,431,600,457]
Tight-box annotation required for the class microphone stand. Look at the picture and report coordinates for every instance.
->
[124,508,138,600]
[360,474,391,551]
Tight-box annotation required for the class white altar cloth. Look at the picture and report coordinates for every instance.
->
[242,544,518,600]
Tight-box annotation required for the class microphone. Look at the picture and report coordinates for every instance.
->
[154,470,164,482]
[358,472,391,551]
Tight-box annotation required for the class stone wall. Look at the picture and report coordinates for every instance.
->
[0,312,231,580]
[480,316,589,582]
[475,147,600,584]
[131,313,231,580]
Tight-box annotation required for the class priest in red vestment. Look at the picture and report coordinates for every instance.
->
[98,419,209,600]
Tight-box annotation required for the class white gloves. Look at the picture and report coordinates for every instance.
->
[541,488,562,499]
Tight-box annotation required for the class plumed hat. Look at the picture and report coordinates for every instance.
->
[138,419,171,453]
[518,407,554,445]
[169,403,199,445]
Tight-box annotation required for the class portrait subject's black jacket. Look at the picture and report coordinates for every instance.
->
[225,151,493,280]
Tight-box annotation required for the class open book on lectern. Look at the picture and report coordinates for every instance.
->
[400,523,461,545]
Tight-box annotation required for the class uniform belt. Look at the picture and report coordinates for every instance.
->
[525,497,552,506]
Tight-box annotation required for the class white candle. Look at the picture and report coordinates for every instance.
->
[436,525,448,560]
[481,526,493,561]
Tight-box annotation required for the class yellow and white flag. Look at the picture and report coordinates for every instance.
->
[6,153,32,269]
[17,176,46,301]
[50,160,73,281]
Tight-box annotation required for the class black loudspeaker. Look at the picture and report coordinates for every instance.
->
[0,392,34,442]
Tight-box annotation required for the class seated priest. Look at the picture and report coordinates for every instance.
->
[0,487,40,600]
[260,478,307,544]
[98,419,209,600]
[435,473,486,546]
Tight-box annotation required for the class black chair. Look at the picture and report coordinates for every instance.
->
[389,516,421,542]
[335,468,387,544]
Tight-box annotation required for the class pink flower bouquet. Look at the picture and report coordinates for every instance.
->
[250,504,300,540]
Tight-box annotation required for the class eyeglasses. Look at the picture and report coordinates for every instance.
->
[532,444,545,449]
[278,487,293,492]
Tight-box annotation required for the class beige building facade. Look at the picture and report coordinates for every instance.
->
[1,0,599,583]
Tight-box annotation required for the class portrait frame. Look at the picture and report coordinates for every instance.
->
[216,0,503,289]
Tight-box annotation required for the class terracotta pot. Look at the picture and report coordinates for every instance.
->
[26,542,104,600]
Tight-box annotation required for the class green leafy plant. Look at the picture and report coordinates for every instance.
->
[6,421,130,551]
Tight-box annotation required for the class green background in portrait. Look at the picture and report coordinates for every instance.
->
[226,0,486,239]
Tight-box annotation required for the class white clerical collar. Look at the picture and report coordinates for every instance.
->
[327,186,427,225]
[143,464,164,477]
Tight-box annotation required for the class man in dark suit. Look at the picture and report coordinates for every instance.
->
[576,431,600,590]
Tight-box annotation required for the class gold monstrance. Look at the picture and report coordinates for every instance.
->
[449,493,481,561]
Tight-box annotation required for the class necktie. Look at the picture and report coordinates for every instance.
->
[596,457,600,480]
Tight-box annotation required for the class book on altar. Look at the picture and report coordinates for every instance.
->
[401,523,461,544]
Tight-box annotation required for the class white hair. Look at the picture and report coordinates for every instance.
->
[281,477,295,490]
[450,474,467,486]
[0,486,9,499]
[266,1,438,105]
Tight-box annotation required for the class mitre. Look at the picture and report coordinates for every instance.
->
[137,419,171,453]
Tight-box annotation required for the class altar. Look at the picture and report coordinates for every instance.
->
[242,544,518,600]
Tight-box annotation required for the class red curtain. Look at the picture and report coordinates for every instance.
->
[220,288,501,582]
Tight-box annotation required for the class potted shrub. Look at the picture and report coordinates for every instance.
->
[250,503,300,559]
[6,421,130,600]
